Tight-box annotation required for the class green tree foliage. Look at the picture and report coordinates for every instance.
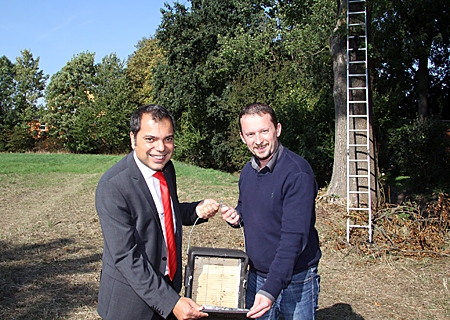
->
[387,117,450,192]
[13,50,48,122]
[264,0,336,185]
[153,0,269,170]
[0,56,16,150]
[126,37,164,106]
[153,0,336,182]
[44,52,133,153]
[7,50,48,152]
[371,0,450,120]
[45,52,97,151]
[92,54,134,154]
[7,125,36,152]
[369,0,450,191]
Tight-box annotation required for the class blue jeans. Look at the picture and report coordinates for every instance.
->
[245,266,320,320]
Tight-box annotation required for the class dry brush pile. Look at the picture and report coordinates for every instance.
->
[318,192,450,257]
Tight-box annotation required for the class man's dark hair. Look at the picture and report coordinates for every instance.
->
[239,102,278,133]
[130,104,176,136]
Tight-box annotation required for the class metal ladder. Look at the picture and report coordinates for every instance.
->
[346,0,372,242]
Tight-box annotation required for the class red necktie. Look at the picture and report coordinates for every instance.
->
[153,171,177,280]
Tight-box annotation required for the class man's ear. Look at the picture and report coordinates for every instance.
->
[239,132,246,144]
[130,132,136,150]
[276,123,282,138]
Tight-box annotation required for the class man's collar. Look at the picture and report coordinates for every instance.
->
[133,151,157,179]
[250,144,284,172]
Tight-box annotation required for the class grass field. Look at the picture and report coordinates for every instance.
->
[0,153,449,319]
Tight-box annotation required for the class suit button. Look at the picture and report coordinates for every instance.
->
[162,257,167,261]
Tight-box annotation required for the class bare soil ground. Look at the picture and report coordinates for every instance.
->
[0,172,449,319]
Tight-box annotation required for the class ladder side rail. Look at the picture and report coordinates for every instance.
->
[346,0,372,242]
[363,0,372,242]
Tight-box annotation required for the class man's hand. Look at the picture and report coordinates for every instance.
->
[196,199,219,219]
[246,294,273,318]
[220,204,241,226]
[172,297,208,320]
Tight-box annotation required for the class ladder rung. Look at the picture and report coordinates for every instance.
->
[349,74,367,77]
[348,35,366,39]
[348,87,367,90]
[348,114,368,118]
[348,47,367,51]
[349,191,370,194]
[349,61,366,64]
[348,11,366,15]
[348,209,370,212]
[349,174,369,178]
[347,224,370,228]
[348,144,368,148]
[348,101,368,104]
[349,130,368,133]
[348,209,370,214]
[348,159,369,162]
[348,142,369,145]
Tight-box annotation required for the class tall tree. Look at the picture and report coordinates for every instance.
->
[326,1,348,199]
[0,56,16,150]
[44,52,96,151]
[93,54,134,153]
[371,0,450,119]
[0,56,15,118]
[8,50,48,151]
[127,37,164,106]
[13,50,48,123]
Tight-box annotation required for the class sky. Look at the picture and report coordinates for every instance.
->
[0,0,179,78]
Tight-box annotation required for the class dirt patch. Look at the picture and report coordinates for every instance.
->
[0,172,449,319]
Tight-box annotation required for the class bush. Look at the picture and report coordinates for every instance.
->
[34,136,65,153]
[388,117,450,192]
[6,125,35,152]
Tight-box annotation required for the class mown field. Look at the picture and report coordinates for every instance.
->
[0,153,448,319]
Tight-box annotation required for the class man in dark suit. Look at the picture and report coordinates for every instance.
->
[95,104,219,319]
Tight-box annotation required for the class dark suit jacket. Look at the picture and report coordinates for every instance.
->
[95,153,207,320]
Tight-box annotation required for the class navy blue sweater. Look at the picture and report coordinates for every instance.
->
[236,147,321,300]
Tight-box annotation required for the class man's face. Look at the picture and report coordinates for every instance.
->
[130,113,174,171]
[240,113,281,168]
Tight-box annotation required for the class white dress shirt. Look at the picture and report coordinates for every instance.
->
[133,152,177,244]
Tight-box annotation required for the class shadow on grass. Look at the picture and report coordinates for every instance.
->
[0,238,101,320]
[317,303,365,319]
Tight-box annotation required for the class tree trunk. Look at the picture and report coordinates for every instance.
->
[327,29,347,199]
[417,53,429,119]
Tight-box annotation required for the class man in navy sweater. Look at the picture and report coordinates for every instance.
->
[221,103,321,320]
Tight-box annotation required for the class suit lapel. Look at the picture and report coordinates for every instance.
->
[127,154,161,226]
